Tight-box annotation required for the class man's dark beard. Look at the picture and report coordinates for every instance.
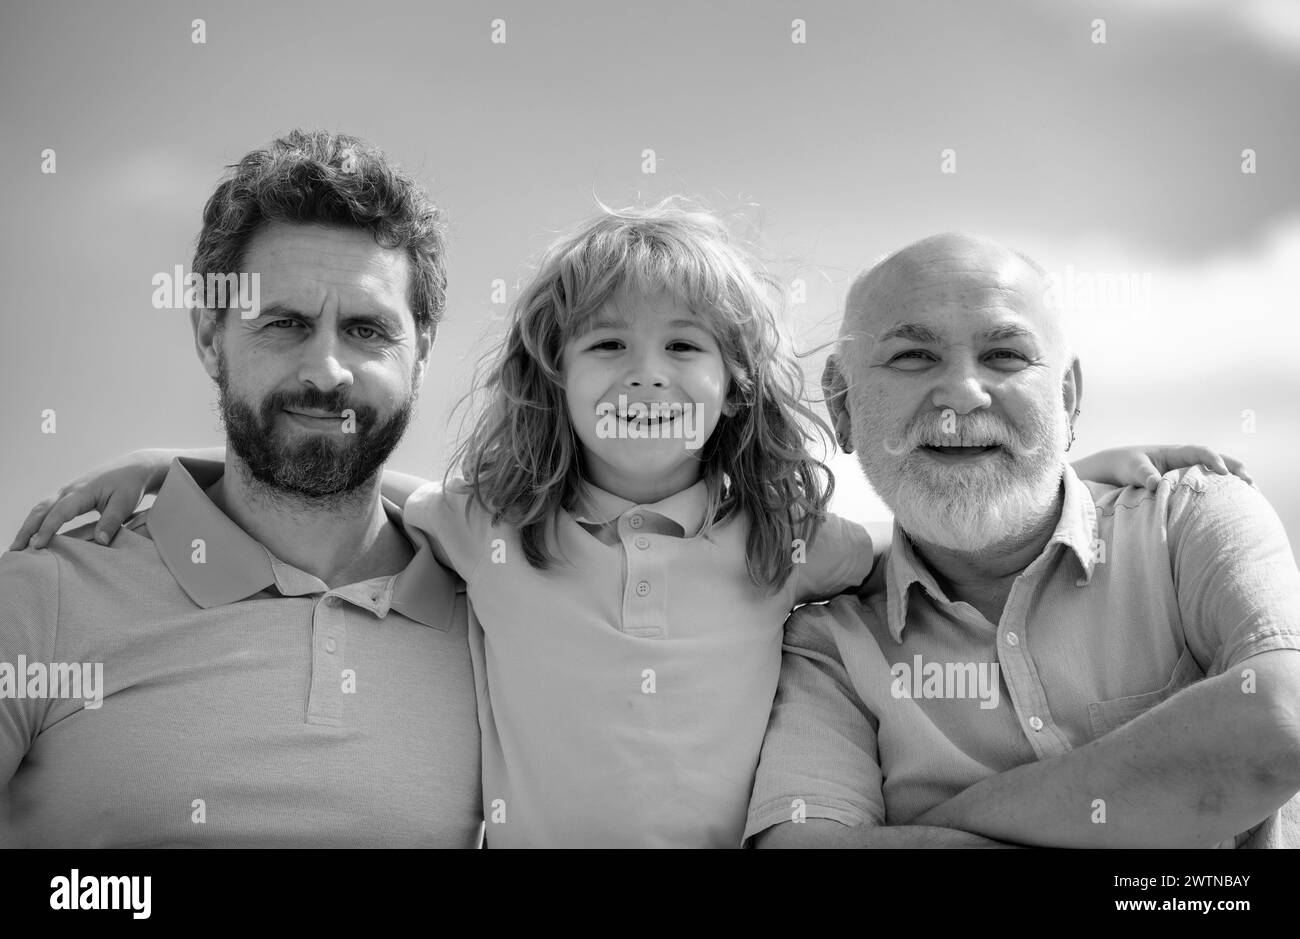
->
[216,361,414,500]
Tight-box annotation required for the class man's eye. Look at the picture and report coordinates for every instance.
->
[268,319,302,329]
[889,349,934,365]
[987,350,1029,366]
[352,326,382,340]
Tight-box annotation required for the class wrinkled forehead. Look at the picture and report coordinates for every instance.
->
[245,222,414,320]
[841,240,1066,355]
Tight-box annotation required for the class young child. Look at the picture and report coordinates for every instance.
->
[11,202,1250,847]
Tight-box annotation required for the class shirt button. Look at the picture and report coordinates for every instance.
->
[634,536,650,550]
[629,514,644,529]
[635,580,650,597]
[1005,631,1020,647]
[1028,716,1044,732]
[324,638,337,653]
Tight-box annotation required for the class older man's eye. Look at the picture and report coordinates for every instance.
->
[987,350,1030,367]
[888,350,935,368]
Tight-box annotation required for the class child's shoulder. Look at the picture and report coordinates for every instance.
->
[810,509,873,548]
[403,476,487,534]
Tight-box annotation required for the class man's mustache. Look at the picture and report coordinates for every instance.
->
[260,390,377,426]
[880,414,1045,458]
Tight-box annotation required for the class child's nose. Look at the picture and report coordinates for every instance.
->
[623,354,670,390]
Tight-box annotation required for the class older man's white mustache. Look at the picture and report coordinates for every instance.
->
[879,431,1051,458]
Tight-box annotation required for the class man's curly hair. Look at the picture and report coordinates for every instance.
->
[192,128,447,332]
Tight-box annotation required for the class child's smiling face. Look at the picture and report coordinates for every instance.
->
[561,287,730,504]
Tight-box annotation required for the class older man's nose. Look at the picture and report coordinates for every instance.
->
[930,361,992,414]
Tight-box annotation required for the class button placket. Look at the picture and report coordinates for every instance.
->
[998,576,1068,758]
[621,512,667,638]
[307,594,347,726]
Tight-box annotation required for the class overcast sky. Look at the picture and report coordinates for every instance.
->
[2,0,1296,551]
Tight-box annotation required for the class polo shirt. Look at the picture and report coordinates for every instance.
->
[745,465,1300,848]
[0,458,481,848]
[405,479,874,847]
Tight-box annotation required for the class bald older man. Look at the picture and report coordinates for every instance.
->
[746,233,1300,848]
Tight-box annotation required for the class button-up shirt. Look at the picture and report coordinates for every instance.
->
[745,466,1300,847]
[405,478,874,847]
[0,458,481,847]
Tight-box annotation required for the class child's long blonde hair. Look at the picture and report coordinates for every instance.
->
[449,198,834,590]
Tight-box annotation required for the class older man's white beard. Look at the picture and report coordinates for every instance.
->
[859,409,1069,555]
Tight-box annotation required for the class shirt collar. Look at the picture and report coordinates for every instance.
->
[883,463,1099,642]
[571,479,710,538]
[144,457,457,629]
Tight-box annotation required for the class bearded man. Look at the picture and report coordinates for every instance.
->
[0,130,481,847]
[745,232,1300,848]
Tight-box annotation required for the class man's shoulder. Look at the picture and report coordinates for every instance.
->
[0,516,164,595]
[1088,465,1253,520]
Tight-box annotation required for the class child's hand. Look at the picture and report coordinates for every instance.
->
[10,449,172,551]
[1071,444,1253,492]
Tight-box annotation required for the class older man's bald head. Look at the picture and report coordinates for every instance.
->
[822,231,1083,555]
[840,232,1069,367]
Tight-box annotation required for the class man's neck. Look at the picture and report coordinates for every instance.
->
[906,488,1064,624]
[207,455,412,589]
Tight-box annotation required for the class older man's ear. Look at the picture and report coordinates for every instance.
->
[1062,357,1083,430]
[821,354,854,454]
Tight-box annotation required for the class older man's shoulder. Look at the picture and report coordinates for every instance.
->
[1088,464,1255,518]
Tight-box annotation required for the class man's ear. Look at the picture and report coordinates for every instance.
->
[412,322,434,390]
[822,353,854,453]
[1062,356,1083,424]
[191,307,223,381]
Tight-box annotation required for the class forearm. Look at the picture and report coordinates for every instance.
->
[754,818,1019,848]
[379,469,434,509]
[916,656,1300,847]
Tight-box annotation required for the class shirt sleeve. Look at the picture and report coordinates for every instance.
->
[402,480,491,582]
[0,547,61,847]
[743,601,886,842]
[1167,472,1300,674]
[792,511,875,605]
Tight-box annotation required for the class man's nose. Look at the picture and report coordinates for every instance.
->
[622,350,670,391]
[297,331,354,392]
[929,356,992,414]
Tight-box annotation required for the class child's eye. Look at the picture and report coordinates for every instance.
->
[667,341,701,352]
[588,339,624,351]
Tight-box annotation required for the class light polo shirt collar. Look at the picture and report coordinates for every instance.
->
[572,479,710,538]
[883,463,1100,641]
[146,457,457,629]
